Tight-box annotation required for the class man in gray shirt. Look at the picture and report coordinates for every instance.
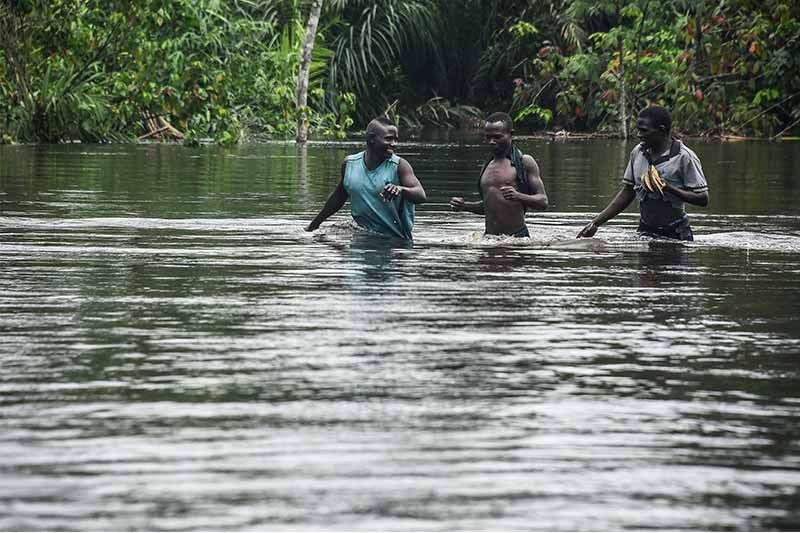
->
[577,105,709,241]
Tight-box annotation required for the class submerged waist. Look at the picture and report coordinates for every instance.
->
[637,213,693,241]
[484,224,529,238]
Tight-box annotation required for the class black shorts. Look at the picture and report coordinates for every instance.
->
[510,225,530,238]
[637,214,693,241]
[485,226,530,238]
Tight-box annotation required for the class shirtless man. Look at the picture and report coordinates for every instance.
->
[449,112,548,237]
[577,105,709,240]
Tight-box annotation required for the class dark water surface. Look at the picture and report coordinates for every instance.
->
[1,138,800,531]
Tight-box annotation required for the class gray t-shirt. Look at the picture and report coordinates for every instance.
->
[622,140,708,210]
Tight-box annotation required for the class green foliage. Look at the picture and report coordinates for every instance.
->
[515,105,553,127]
[497,0,800,136]
[384,96,482,129]
[0,0,353,143]
[1,0,798,142]
[509,21,538,38]
[0,1,128,142]
[322,0,449,125]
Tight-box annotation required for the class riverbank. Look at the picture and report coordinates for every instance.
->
[3,127,799,147]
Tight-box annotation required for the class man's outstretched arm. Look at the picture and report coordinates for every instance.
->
[305,161,348,231]
[577,185,636,238]
[449,197,485,214]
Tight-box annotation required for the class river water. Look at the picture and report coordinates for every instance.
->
[1,138,799,530]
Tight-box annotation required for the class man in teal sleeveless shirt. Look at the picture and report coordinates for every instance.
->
[305,117,427,240]
[449,112,548,237]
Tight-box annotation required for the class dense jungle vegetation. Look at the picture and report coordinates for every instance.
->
[1,0,799,144]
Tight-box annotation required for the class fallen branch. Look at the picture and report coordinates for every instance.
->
[138,125,171,140]
[771,116,800,141]
[731,92,800,134]
[140,110,184,141]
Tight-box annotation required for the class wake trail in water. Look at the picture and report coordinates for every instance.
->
[697,230,800,252]
[4,213,800,254]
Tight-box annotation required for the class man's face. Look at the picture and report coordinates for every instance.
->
[636,116,665,150]
[369,124,399,157]
[484,121,511,156]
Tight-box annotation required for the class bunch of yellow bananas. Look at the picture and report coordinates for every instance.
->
[641,165,667,196]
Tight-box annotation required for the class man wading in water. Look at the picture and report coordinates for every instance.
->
[449,112,548,237]
[305,117,426,239]
[577,105,709,241]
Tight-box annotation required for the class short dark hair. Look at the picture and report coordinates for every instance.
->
[638,105,672,132]
[366,116,397,141]
[485,111,513,132]
[371,116,396,128]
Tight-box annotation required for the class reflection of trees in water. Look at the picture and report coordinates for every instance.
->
[477,247,526,272]
[296,142,310,208]
[635,240,692,285]
[312,230,412,283]
[348,234,412,283]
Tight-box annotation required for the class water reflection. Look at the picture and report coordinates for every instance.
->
[635,239,692,285]
[349,232,412,282]
[1,141,800,530]
[477,247,527,272]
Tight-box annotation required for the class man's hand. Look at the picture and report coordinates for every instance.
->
[379,183,404,201]
[577,221,598,238]
[449,197,467,211]
[500,185,521,201]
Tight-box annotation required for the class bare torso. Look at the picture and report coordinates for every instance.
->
[480,158,527,235]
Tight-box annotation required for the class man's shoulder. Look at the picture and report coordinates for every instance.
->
[344,151,363,162]
[518,153,541,180]
[668,141,702,171]
[677,140,700,159]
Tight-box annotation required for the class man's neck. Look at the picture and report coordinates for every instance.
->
[363,149,384,170]
[493,145,513,161]
[649,137,670,155]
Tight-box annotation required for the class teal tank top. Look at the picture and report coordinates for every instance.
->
[343,151,415,240]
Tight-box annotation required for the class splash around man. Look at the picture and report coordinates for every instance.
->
[449,112,548,237]
[305,117,426,239]
[577,105,709,241]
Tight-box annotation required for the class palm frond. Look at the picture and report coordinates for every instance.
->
[324,0,441,107]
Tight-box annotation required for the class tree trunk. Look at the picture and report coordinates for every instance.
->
[617,0,628,140]
[296,0,324,144]
[692,1,706,76]
[630,0,651,121]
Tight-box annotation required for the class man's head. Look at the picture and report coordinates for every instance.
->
[636,105,671,150]
[366,117,399,158]
[484,112,514,156]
